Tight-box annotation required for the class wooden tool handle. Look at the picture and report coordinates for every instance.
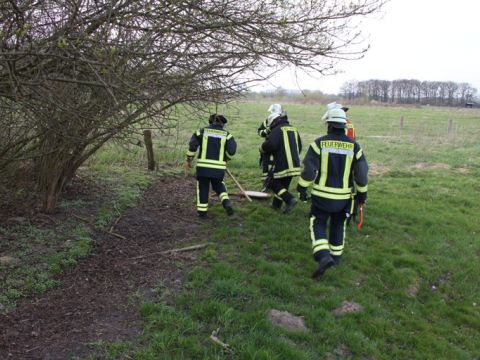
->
[226,169,253,202]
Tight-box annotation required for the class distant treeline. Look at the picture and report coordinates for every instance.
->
[247,88,338,104]
[340,79,478,106]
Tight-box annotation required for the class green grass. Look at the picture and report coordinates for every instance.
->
[3,102,478,358]
[0,223,91,311]
[92,103,480,359]
[86,141,183,228]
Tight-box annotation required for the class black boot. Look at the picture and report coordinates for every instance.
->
[271,197,282,210]
[198,211,209,219]
[332,256,342,266]
[271,203,281,211]
[312,254,334,279]
[222,199,234,216]
[283,197,297,214]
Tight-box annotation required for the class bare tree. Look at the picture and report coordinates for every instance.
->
[342,78,477,106]
[340,79,358,100]
[1,0,387,212]
[445,81,458,106]
[458,82,477,104]
[378,80,390,102]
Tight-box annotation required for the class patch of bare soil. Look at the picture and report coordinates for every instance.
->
[410,162,450,170]
[0,177,202,359]
[407,280,420,297]
[368,162,391,177]
[324,344,352,360]
[332,301,364,316]
[267,309,308,332]
[455,167,470,174]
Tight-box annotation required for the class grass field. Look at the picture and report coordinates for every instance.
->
[90,102,480,359]
[3,102,478,359]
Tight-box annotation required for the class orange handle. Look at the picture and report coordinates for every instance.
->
[357,204,364,230]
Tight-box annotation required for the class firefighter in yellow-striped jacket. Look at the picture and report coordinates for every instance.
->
[260,106,302,213]
[322,102,356,140]
[185,114,237,218]
[297,108,368,279]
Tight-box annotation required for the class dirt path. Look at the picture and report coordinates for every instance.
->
[0,177,203,359]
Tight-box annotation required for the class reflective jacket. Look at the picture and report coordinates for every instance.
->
[298,128,368,213]
[260,116,302,179]
[257,118,270,138]
[187,124,237,178]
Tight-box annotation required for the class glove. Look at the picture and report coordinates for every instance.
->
[355,192,367,204]
[299,192,309,202]
[297,185,309,202]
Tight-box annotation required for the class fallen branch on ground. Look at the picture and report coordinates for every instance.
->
[106,231,127,240]
[72,214,92,223]
[162,243,209,254]
[73,213,126,240]
[109,214,123,233]
[129,243,210,260]
[209,328,232,353]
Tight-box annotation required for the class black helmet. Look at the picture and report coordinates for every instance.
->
[208,114,228,125]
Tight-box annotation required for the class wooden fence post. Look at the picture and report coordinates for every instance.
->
[143,130,155,171]
[448,118,453,134]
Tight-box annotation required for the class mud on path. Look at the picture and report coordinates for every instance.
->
[0,177,203,359]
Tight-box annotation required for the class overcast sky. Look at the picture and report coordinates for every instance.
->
[256,0,480,94]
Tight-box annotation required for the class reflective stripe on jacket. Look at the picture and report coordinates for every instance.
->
[257,119,270,138]
[187,124,237,178]
[260,116,302,179]
[298,130,368,211]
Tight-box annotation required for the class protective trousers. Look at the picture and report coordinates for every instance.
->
[196,176,229,214]
[310,209,346,263]
[271,176,294,209]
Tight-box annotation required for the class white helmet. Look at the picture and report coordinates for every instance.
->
[268,103,283,114]
[322,102,343,120]
[266,103,284,126]
[324,108,347,128]
[327,102,342,110]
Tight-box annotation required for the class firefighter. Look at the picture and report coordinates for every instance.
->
[322,103,359,224]
[297,107,368,278]
[321,102,356,140]
[260,104,302,213]
[185,114,237,218]
[257,104,278,138]
[258,104,282,190]
[342,106,356,141]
